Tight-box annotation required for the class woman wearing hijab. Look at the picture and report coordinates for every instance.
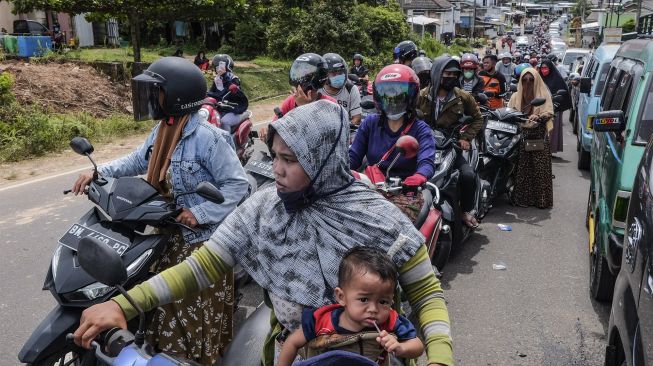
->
[538,59,572,154]
[73,100,454,366]
[508,68,555,209]
[71,57,250,364]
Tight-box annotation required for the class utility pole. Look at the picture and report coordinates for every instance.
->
[636,0,643,31]
[471,0,477,40]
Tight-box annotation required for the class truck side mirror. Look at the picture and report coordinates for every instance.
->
[592,110,625,133]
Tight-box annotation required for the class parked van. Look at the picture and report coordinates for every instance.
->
[588,38,653,302]
[576,44,620,170]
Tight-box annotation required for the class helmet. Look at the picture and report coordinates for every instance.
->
[547,53,558,63]
[499,52,512,61]
[529,57,538,67]
[373,64,420,120]
[514,63,530,78]
[411,56,433,86]
[569,72,581,81]
[418,49,427,57]
[323,53,347,75]
[132,56,207,121]
[393,40,418,63]
[353,53,364,62]
[460,53,479,69]
[289,53,328,91]
[212,54,234,72]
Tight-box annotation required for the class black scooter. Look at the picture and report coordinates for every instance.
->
[430,117,490,254]
[18,137,227,366]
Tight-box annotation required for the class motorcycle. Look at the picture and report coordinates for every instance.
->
[62,235,203,365]
[430,117,490,254]
[479,97,547,209]
[351,135,446,271]
[199,95,255,165]
[18,137,230,366]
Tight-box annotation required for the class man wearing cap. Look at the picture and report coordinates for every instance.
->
[479,54,507,109]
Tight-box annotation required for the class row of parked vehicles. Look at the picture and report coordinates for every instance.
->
[571,17,653,365]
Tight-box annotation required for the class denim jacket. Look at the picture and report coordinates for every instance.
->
[99,113,249,244]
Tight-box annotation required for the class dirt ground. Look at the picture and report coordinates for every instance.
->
[0,60,132,118]
[0,95,286,188]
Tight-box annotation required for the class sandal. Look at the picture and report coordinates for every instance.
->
[462,212,480,229]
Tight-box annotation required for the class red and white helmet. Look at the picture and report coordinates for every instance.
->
[460,53,479,69]
[373,64,420,120]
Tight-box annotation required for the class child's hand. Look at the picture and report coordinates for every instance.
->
[376,330,403,356]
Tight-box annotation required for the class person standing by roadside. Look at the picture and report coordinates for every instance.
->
[538,58,571,154]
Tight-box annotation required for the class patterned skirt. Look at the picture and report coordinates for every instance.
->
[146,230,234,366]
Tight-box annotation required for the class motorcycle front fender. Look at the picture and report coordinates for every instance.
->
[18,305,82,363]
[221,303,271,366]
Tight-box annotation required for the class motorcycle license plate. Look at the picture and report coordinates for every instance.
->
[487,121,518,134]
[244,158,275,179]
[59,224,130,255]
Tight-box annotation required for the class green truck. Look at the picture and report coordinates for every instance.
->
[588,37,653,301]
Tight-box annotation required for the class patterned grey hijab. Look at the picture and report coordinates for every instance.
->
[211,100,425,307]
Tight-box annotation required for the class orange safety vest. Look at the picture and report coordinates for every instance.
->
[480,74,505,109]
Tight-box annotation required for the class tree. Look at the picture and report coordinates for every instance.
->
[11,0,245,61]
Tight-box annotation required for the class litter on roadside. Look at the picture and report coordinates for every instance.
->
[497,224,512,231]
[492,261,507,270]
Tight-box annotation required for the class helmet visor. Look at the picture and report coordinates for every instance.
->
[131,70,166,121]
[289,62,318,89]
[375,81,413,119]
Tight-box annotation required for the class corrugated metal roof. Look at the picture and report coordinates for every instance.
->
[400,0,453,10]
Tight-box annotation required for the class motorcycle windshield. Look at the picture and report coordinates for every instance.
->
[131,71,166,121]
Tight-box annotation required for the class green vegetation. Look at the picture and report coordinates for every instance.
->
[0,72,153,162]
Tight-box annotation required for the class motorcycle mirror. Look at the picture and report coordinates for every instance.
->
[360,100,376,110]
[530,97,546,106]
[476,93,489,104]
[509,84,518,92]
[196,182,225,204]
[348,74,360,82]
[70,137,94,156]
[395,135,420,159]
[77,236,127,287]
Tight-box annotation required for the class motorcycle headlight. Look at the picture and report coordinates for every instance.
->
[62,282,114,302]
[51,245,62,282]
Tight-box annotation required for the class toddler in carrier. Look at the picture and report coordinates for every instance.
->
[277,246,424,365]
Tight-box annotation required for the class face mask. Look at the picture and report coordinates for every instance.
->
[503,60,511,66]
[540,67,550,77]
[441,77,458,91]
[277,187,316,214]
[463,71,475,79]
[329,74,346,88]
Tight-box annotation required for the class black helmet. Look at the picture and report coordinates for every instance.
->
[132,56,207,121]
[289,53,328,91]
[411,56,433,87]
[393,40,418,63]
[547,53,558,63]
[323,53,348,75]
[353,53,364,62]
[212,54,234,72]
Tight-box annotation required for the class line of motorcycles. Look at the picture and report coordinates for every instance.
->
[17,76,567,364]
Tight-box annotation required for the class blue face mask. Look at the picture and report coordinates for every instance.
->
[329,74,346,88]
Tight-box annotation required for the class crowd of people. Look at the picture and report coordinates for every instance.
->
[69,23,572,364]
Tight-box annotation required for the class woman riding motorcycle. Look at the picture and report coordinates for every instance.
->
[73,100,454,366]
[349,64,436,221]
[71,56,250,364]
[207,54,249,131]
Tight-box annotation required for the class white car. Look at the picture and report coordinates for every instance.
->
[516,36,529,46]
[562,48,591,73]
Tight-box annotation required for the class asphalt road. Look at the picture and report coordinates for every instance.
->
[0,112,609,365]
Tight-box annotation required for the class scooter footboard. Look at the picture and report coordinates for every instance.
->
[221,303,272,366]
[18,305,82,363]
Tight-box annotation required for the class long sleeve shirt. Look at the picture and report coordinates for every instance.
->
[113,244,453,366]
[349,114,436,179]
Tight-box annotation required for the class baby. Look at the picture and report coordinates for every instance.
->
[278,246,424,365]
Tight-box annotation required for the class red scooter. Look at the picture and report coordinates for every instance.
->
[199,96,255,165]
[352,136,448,272]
